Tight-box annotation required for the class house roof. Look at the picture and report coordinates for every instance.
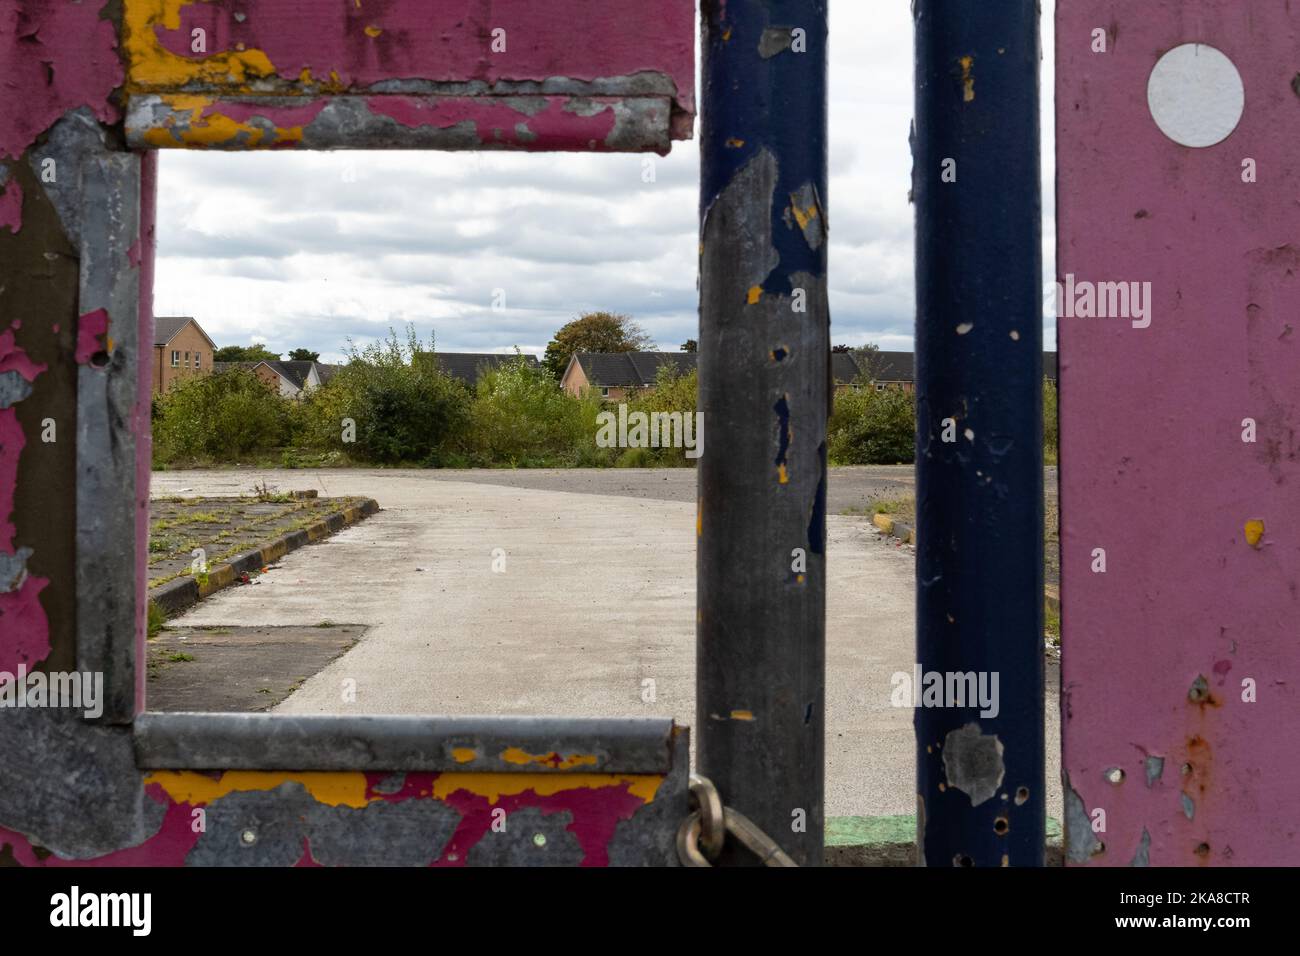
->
[573,352,697,388]
[566,348,1060,389]
[841,350,1058,383]
[423,352,539,387]
[153,316,216,350]
[259,360,318,390]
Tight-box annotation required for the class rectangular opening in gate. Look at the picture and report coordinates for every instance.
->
[147,149,700,718]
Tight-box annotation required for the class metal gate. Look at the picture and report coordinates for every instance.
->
[1,0,1294,867]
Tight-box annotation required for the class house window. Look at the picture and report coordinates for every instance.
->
[601,387,610,398]
[875,383,885,392]
[171,350,179,367]
[194,351,200,369]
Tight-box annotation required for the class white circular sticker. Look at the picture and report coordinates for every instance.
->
[1147,43,1244,148]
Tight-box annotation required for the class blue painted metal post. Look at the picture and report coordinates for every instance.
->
[912,1,1045,866]
[697,0,829,866]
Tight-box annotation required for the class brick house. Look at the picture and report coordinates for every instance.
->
[560,352,696,400]
[152,316,216,394]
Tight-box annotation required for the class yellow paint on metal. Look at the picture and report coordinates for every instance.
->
[778,463,789,484]
[144,770,372,808]
[959,56,975,102]
[790,202,819,232]
[500,748,600,770]
[747,286,762,305]
[124,1,276,90]
[730,710,754,721]
[451,748,477,764]
[726,137,745,148]
[146,768,663,814]
[364,25,383,37]
[430,773,664,804]
[141,94,308,147]
[1245,519,1265,548]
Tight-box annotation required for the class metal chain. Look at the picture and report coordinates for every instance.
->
[676,774,799,867]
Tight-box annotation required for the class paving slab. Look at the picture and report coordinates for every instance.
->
[146,624,363,713]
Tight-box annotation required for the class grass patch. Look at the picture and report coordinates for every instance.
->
[166,652,195,663]
[146,601,167,639]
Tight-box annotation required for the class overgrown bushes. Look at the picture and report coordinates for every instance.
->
[152,328,939,469]
[153,366,292,461]
[467,355,605,467]
[300,329,470,465]
[827,386,916,465]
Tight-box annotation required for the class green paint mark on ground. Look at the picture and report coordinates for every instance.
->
[825,815,1063,846]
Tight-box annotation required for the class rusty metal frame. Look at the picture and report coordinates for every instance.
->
[0,0,698,868]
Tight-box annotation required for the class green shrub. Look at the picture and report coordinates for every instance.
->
[297,327,470,465]
[622,366,700,467]
[1043,379,1059,465]
[153,367,292,463]
[828,386,916,465]
[468,353,604,466]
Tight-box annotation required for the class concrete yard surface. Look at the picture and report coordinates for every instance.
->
[152,467,1063,825]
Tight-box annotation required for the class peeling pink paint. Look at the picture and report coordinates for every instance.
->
[1058,1,1300,866]
[74,308,110,365]
[0,328,45,382]
[0,0,123,160]
[2,774,660,866]
[0,176,20,233]
[149,0,695,114]
[0,328,49,670]
[0,576,50,671]
[366,96,619,150]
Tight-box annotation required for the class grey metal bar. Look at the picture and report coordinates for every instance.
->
[76,152,142,725]
[697,0,829,866]
[134,713,677,773]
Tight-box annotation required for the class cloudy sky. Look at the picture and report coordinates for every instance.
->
[155,3,1057,364]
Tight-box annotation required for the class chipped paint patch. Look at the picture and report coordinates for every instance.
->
[140,94,325,148]
[123,0,276,89]
[959,55,975,102]
[787,183,824,250]
[0,176,21,233]
[0,1,123,160]
[1244,518,1265,548]
[145,770,374,808]
[1130,827,1151,867]
[941,722,1005,806]
[1064,774,1103,863]
[451,748,477,764]
[500,748,600,771]
[74,309,111,365]
[758,27,794,59]
[1144,754,1165,787]
[729,710,754,721]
